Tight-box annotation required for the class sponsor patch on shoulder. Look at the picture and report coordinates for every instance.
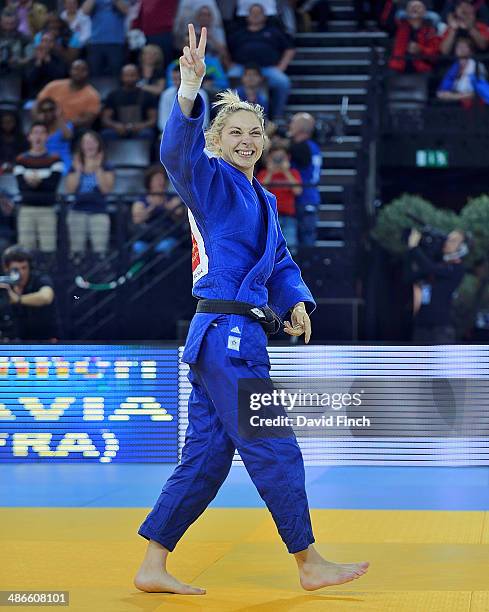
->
[230,326,241,334]
[227,335,241,351]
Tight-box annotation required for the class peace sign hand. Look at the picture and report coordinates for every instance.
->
[180,24,207,83]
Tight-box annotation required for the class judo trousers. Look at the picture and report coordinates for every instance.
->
[138,318,315,554]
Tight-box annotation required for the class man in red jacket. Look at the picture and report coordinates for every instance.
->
[388,0,440,73]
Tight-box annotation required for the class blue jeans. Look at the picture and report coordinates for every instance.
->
[138,319,315,553]
[133,236,178,255]
[228,64,291,119]
[279,214,298,253]
[86,43,125,77]
[296,205,318,246]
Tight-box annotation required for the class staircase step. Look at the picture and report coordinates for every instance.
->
[322,150,358,168]
[320,168,357,186]
[290,74,370,88]
[289,90,367,105]
[314,239,346,247]
[295,31,388,46]
[288,59,371,75]
[295,47,371,62]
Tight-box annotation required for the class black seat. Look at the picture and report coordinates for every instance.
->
[0,75,21,103]
[106,139,151,168]
[90,76,119,102]
[113,168,145,197]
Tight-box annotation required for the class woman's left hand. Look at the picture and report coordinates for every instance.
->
[284,302,312,343]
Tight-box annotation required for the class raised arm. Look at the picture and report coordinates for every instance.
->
[177,23,207,117]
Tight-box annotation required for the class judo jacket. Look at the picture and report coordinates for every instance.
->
[160,94,316,366]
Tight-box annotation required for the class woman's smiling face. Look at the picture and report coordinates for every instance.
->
[216,110,265,181]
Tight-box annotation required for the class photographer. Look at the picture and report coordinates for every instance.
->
[0,245,59,341]
[407,228,466,344]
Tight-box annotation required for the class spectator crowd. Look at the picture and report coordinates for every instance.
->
[0,0,328,275]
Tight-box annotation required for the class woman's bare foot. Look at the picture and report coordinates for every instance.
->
[295,545,369,591]
[134,539,206,595]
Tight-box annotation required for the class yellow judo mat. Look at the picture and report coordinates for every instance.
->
[1,507,489,612]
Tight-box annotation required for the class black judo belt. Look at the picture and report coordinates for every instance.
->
[196,299,282,335]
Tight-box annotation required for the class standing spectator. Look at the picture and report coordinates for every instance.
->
[101,63,157,140]
[440,0,489,55]
[437,37,488,106]
[288,112,322,246]
[6,0,47,38]
[37,59,101,130]
[441,0,489,27]
[131,166,185,256]
[65,131,114,262]
[0,8,33,74]
[388,0,440,73]
[61,0,92,47]
[13,122,63,253]
[257,144,302,252]
[24,32,66,100]
[236,63,269,116]
[131,0,178,69]
[138,44,166,98]
[227,3,295,119]
[33,14,81,66]
[0,110,28,173]
[82,0,128,76]
[34,98,73,174]
[158,64,210,133]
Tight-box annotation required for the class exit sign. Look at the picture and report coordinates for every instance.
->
[416,149,448,168]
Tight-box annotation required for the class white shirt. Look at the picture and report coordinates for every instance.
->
[454,59,487,94]
[60,9,91,46]
[158,87,210,133]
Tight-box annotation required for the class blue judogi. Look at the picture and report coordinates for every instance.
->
[138,94,316,554]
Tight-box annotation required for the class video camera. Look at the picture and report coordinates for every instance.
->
[405,213,470,262]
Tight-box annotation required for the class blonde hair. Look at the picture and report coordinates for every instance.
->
[141,44,164,68]
[205,90,268,155]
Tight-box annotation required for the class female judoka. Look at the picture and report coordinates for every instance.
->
[134,24,369,595]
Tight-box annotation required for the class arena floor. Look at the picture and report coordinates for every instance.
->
[1,465,489,611]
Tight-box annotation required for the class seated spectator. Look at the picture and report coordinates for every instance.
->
[227,3,295,119]
[288,112,322,246]
[388,0,440,73]
[0,110,28,173]
[166,31,229,94]
[257,144,302,252]
[37,59,101,130]
[158,64,210,133]
[101,64,157,140]
[437,37,488,105]
[130,0,178,69]
[5,0,47,38]
[131,165,185,256]
[0,7,33,74]
[174,1,229,65]
[34,97,73,174]
[82,0,128,76]
[0,244,60,340]
[236,63,269,115]
[440,0,489,55]
[65,131,114,262]
[24,32,66,100]
[33,14,81,65]
[138,44,166,98]
[61,0,92,47]
[13,122,63,254]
